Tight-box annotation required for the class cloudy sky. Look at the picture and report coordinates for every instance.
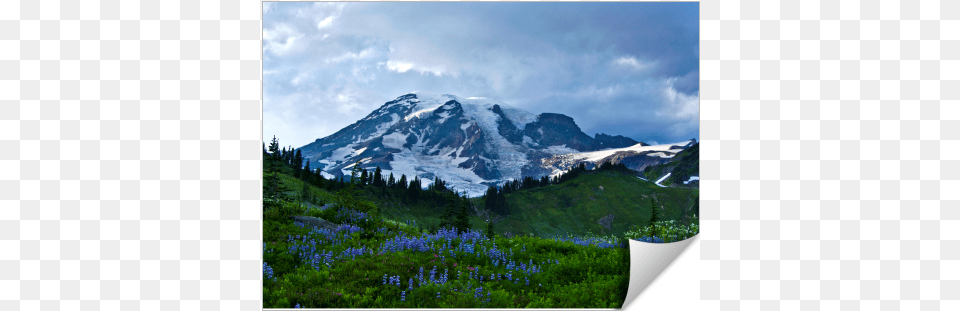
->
[263,2,699,148]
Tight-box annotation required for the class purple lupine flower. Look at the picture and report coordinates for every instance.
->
[263,262,275,280]
[401,290,406,302]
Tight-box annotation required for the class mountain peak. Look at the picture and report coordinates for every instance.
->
[299,92,644,196]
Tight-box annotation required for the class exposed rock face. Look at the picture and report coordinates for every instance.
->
[292,215,339,231]
[594,133,642,148]
[522,113,597,151]
[598,214,615,231]
[296,92,646,196]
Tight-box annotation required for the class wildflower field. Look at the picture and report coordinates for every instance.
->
[624,217,700,243]
[261,142,694,308]
[263,200,629,308]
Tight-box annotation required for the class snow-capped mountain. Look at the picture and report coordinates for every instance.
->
[298,91,644,196]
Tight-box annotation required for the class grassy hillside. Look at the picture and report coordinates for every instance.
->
[263,156,630,308]
[641,143,699,187]
[483,170,699,238]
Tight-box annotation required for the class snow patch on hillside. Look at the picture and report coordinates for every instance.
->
[646,152,675,158]
[542,145,579,155]
[655,172,671,188]
[329,144,358,160]
[384,148,490,197]
[568,141,689,163]
[381,131,409,149]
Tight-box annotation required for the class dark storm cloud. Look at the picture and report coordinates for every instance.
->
[263,2,699,148]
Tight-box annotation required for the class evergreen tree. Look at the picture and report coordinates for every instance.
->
[398,174,407,189]
[302,161,311,180]
[484,186,497,212]
[315,166,325,188]
[268,136,280,157]
[294,149,303,169]
[407,176,420,202]
[649,198,660,237]
[349,160,363,186]
[497,187,508,215]
[360,169,368,186]
[439,196,456,229]
[263,136,286,201]
[299,178,309,205]
[387,173,395,188]
[486,220,495,240]
[454,195,471,234]
[373,167,383,187]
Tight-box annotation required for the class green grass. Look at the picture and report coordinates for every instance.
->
[641,143,699,187]
[263,159,700,308]
[262,217,629,308]
[264,168,632,308]
[483,171,699,237]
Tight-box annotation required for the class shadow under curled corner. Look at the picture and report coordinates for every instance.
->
[621,235,699,309]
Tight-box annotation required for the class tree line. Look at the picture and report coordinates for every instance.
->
[263,135,474,234]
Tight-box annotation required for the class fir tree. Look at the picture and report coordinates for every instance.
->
[293,149,303,175]
[407,176,420,202]
[497,187,508,215]
[454,195,471,234]
[373,166,383,187]
[439,196,456,229]
[484,186,497,212]
[303,161,311,180]
[649,198,660,237]
[398,174,407,189]
[300,178,309,205]
[360,169,368,186]
[485,220,495,240]
[263,136,286,201]
[349,160,363,186]
[268,136,280,157]
[387,173,395,188]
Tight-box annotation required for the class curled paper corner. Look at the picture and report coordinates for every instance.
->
[621,235,698,310]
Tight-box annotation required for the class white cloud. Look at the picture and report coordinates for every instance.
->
[263,23,304,56]
[291,72,309,86]
[382,60,448,77]
[327,48,379,64]
[317,16,335,29]
[657,79,699,121]
[384,60,414,73]
[614,56,653,71]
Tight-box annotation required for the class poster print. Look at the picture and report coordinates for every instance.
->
[262,2,698,308]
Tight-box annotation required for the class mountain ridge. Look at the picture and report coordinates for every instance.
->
[298,92,666,196]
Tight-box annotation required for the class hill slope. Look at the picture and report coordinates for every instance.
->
[641,142,699,187]
[483,170,699,238]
